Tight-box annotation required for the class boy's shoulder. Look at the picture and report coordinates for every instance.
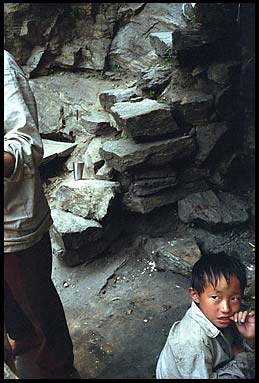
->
[168,304,218,349]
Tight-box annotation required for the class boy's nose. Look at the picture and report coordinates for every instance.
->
[220,300,231,313]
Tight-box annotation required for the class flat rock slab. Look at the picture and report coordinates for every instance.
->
[123,179,209,214]
[100,135,195,173]
[145,237,201,276]
[51,208,103,250]
[42,139,77,164]
[178,190,249,229]
[80,111,115,136]
[110,98,178,141]
[55,179,121,221]
[169,89,214,125]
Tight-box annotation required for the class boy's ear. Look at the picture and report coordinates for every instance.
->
[188,287,200,304]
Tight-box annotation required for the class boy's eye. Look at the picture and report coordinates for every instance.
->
[211,295,220,300]
[231,297,241,302]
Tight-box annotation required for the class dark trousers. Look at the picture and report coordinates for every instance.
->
[4,232,74,378]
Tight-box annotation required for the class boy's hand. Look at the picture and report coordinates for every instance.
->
[230,310,255,348]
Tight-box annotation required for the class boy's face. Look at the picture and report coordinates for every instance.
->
[189,274,242,329]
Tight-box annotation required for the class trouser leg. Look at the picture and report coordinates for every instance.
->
[5,280,36,340]
[4,232,74,378]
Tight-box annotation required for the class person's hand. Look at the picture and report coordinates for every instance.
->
[4,151,15,177]
[230,310,255,348]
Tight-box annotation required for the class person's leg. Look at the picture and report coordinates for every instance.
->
[5,281,40,355]
[4,232,74,378]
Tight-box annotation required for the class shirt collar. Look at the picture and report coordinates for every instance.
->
[189,301,221,338]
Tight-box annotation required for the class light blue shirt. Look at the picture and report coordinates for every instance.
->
[156,301,255,379]
[4,50,52,252]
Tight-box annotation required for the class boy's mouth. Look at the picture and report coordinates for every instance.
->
[217,317,231,324]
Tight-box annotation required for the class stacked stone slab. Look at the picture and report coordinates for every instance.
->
[159,4,244,192]
[97,87,206,214]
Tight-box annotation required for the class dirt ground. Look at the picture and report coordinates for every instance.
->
[52,237,191,379]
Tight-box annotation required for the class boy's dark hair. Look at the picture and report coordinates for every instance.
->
[191,253,247,295]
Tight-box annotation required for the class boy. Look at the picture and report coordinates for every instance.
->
[156,253,255,379]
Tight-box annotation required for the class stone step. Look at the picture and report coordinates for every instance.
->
[99,135,196,173]
[110,98,178,142]
[123,179,208,214]
[167,89,214,126]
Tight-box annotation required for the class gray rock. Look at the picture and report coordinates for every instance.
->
[55,179,121,221]
[172,26,226,51]
[209,152,237,189]
[83,136,113,177]
[178,190,219,227]
[42,139,77,164]
[100,135,196,173]
[109,3,187,74]
[145,237,201,276]
[178,190,249,228]
[217,192,249,226]
[80,111,115,136]
[123,179,209,214]
[207,61,241,85]
[183,226,255,265]
[129,173,178,197]
[30,74,118,139]
[169,89,214,126]
[5,4,119,75]
[96,162,114,181]
[137,65,172,94]
[51,208,103,251]
[195,122,228,163]
[110,98,178,142]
